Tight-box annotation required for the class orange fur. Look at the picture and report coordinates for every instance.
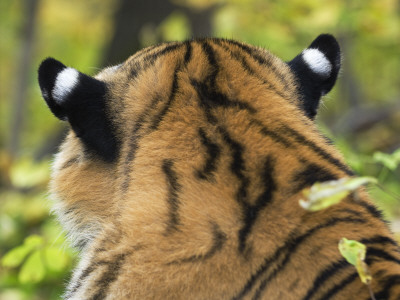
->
[48,39,400,299]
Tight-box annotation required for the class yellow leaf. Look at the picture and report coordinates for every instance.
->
[299,177,377,211]
[338,238,372,285]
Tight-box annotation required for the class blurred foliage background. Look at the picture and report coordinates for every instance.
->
[0,0,399,299]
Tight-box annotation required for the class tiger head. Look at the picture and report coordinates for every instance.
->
[38,34,343,249]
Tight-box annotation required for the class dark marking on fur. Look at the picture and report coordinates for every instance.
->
[301,259,349,300]
[201,40,219,86]
[162,159,182,234]
[150,66,180,130]
[365,247,400,265]
[167,222,227,264]
[224,39,291,92]
[233,217,367,300]
[198,41,257,114]
[90,252,131,300]
[357,200,386,222]
[217,126,249,207]
[281,125,353,176]
[291,162,338,194]
[126,43,183,81]
[196,127,221,180]
[373,274,400,300]
[65,261,109,299]
[184,41,192,65]
[249,119,290,147]
[302,236,400,300]
[60,156,80,170]
[361,235,400,249]
[212,39,290,101]
[238,156,276,253]
[314,272,358,300]
[121,93,166,192]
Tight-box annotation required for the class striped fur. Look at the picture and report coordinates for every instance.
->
[39,36,400,299]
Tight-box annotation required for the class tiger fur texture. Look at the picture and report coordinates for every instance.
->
[38,34,400,299]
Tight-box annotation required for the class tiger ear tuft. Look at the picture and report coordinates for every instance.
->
[38,58,119,162]
[288,34,341,119]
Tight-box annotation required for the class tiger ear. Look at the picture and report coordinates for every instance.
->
[288,34,341,119]
[38,58,118,162]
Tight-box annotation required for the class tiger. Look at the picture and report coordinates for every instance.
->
[38,34,400,299]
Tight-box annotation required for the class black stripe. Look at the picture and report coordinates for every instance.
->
[162,159,182,234]
[302,238,399,300]
[224,39,291,92]
[121,121,142,192]
[184,41,192,65]
[233,217,366,300]
[198,42,257,114]
[121,92,167,192]
[238,156,276,253]
[251,218,366,299]
[127,43,183,81]
[211,39,257,77]
[127,60,141,80]
[90,252,130,300]
[373,274,400,300]
[248,119,351,184]
[125,44,159,63]
[217,126,249,206]
[291,162,338,194]
[365,247,400,265]
[314,272,358,300]
[361,235,400,248]
[190,78,218,124]
[196,128,221,180]
[212,39,290,101]
[150,66,180,130]
[144,43,182,64]
[357,200,386,222]
[167,222,227,264]
[301,259,350,300]
[281,125,353,176]
[201,40,219,86]
[121,110,149,192]
[65,261,109,299]
[193,78,257,113]
[249,119,291,147]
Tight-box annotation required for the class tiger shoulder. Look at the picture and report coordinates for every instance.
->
[38,34,400,299]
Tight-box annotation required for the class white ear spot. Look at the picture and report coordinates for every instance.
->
[52,67,79,103]
[302,49,332,76]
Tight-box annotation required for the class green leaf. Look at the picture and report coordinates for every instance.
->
[44,246,69,272]
[373,150,400,171]
[1,235,44,268]
[299,177,377,212]
[338,237,366,265]
[338,238,372,284]
[19,250,46,284]
[1,245,32,268]
[23,235,44,248]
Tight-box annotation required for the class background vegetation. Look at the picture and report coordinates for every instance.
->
[0,0,399,299]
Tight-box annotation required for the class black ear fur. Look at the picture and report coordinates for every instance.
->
[38,58,119,162]
[288,34,341,119]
